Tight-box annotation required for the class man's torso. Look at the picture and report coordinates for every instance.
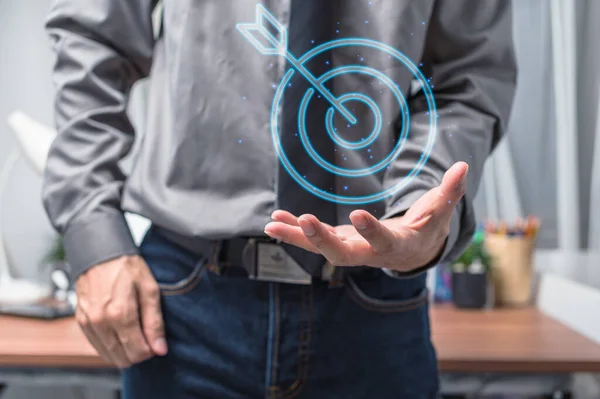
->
[122,0,435,239]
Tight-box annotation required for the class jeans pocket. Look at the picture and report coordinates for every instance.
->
[140,226,209,297]
[345,272,428,313]
[157,258,207,296]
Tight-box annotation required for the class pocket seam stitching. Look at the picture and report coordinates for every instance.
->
[158,259,207,295]
[345,275,428,313]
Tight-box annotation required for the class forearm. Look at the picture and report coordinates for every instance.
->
[44,0,157,278]
[382,0,517,268]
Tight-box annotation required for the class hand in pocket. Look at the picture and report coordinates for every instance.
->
[75,255,167,368]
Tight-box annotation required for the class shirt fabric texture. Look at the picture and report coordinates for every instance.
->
[43,0,518,278]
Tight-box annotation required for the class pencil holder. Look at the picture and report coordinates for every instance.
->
[484,233,537,307]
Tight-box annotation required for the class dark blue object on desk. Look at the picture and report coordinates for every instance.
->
[451,271,489,309]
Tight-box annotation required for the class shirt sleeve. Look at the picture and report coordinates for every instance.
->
[43,0,157,279]
[381,0,518,276]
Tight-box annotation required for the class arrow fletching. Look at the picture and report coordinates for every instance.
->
[237,4,288,56]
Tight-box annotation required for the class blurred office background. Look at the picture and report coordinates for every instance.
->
[1,0,600,398]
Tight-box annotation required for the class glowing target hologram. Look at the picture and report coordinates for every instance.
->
[237,4,437,205]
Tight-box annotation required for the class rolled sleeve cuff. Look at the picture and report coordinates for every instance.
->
[63,211,139,280]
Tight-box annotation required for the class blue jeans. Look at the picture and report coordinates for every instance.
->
[122,227,439,398]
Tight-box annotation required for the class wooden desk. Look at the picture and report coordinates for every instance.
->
[0,315,107,368]
[431,305,600,373]
[1,305,600,374]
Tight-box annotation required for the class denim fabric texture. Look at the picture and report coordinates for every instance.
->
[122,227,439,399]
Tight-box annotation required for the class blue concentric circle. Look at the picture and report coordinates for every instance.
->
[297,65,410,178]
[271,38,437,205]
[324,92,382,150]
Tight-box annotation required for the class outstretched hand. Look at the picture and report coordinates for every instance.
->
[264,162,469,273]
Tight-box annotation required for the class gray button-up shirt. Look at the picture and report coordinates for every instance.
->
[43,0,517,278]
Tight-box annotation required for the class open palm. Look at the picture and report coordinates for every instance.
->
[264,162,468,272]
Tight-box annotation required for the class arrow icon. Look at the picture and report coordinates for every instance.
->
[237,4,357,124]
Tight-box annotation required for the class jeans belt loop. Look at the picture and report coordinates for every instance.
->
[207,240,223,275]
[241,238,259,279]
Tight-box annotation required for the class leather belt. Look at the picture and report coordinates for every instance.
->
[153,227,336,285]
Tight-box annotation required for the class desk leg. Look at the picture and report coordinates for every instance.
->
[0,384,5,397]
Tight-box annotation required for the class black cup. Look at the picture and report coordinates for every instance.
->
[451,271,489,309]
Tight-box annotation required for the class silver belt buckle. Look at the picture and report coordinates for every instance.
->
[245,239,313,285]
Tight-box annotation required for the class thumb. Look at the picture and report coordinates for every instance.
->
[404,162,468,228]
[137,267,168,356]
[435,161,469,217]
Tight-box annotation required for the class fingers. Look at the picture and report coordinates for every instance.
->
[76,310,117,366]
[266,215,357,266]
[264,221,320,253]
[84,289,153,367]
[271,210,300,226]
[111,297,154,366]
[78,306,136,368]
[349,210,397,254]
[436,161,469,215]
[297,214,353,266]
[404,162,469,229]
[136,267,168,356]
[75,256,160,369]
[99,320,146,368]
[271,210,336,233]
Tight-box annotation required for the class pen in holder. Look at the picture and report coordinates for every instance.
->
[484,217,539,307]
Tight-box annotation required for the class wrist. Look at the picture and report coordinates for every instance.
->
[384,235,448,279]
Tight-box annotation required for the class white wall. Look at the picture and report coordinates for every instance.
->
[0,0,148,280]
[0,2,104,398]
[576,0,600,250]
[0,0,57,281]
[0,1,140,397]
[472,0,558,248]
[474,0,600,251]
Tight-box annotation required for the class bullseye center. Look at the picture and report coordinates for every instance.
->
[325,93,382,150]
